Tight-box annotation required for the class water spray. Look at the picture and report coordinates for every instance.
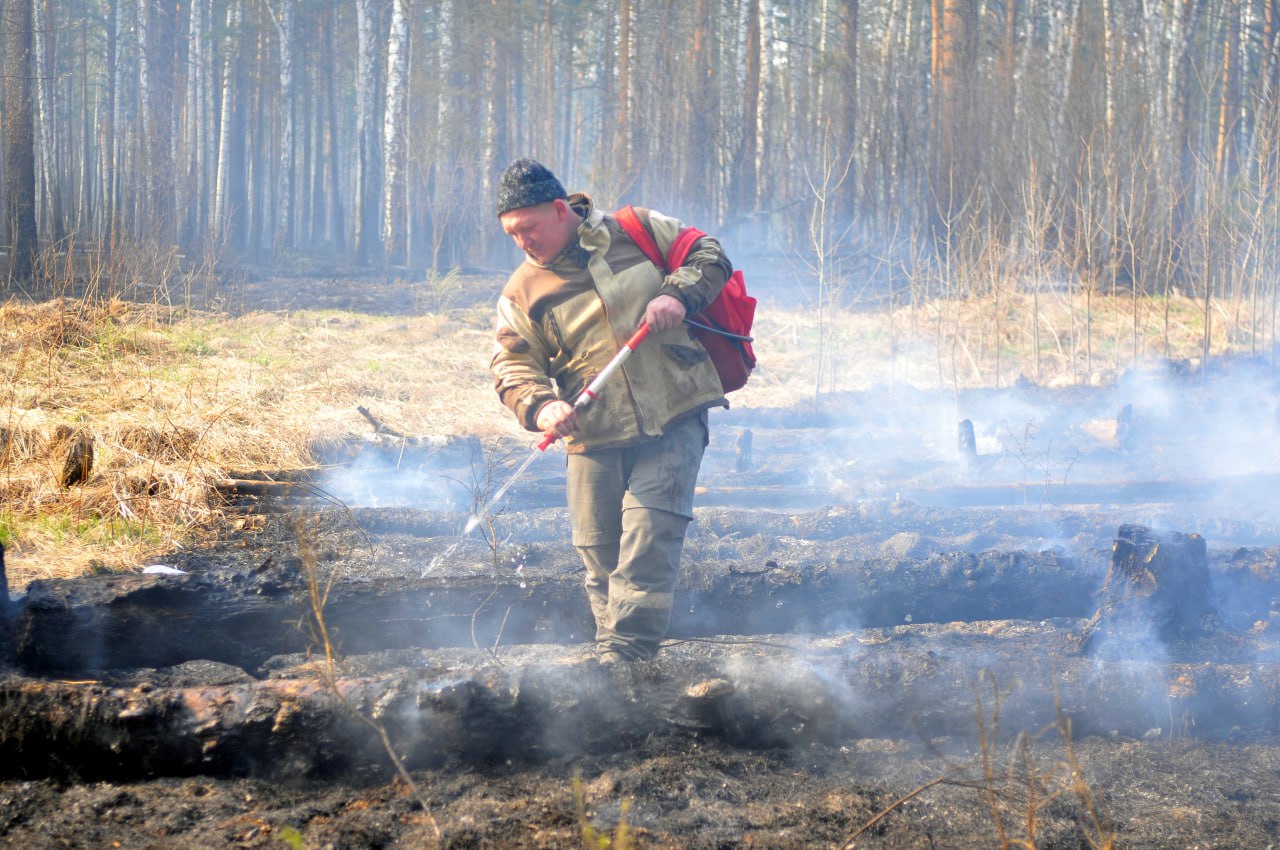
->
[463,321,652,536]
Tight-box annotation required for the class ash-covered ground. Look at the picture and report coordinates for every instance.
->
[5,276,1280,848]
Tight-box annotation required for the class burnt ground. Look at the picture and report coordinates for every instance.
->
[5,274,1280,848]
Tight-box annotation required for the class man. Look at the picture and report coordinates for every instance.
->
[490,158,733,664]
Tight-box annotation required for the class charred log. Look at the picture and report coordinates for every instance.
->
[215,478,316,498]
[314,433,482,465]
[1079,524,1219,657]
[8,545,1098,675]
[1,622,1278,781]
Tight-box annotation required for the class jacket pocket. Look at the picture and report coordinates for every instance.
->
[662,343,708,366]
[660,342,712,400]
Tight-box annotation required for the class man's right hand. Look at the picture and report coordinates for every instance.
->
[535,400,579,438]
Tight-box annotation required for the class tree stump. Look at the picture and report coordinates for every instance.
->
[735,429,754,473]
[1078,524,1217,657]
[0,543,10,664]
[958,419,977,469]
[1115,403,1135,452]
[56,427,94,488]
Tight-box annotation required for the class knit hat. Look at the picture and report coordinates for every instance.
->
[495,158,568,217]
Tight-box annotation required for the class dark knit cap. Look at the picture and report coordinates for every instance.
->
[495,158,568,217]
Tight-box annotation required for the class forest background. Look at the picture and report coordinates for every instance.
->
[3,0,1278,327]
[3,0,1280,579]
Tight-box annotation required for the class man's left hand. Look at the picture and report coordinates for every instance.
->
[644,293,686,331]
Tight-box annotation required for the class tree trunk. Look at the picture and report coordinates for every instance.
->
[837,0,860,222]
[1215,0,1241,184]
[683,0,714,222]
[324,3,345,253]
[32,0,64,245]
[353,0,383,266]
[3,0,40,283]
[77,18,93,233]
[1173,0,1207,256]
[930,0,971,241]
[735,0,761,219]
[139,0,176,246]
[616,0,633,189]
[381,0,407,266]
[184,0,209,243]
[273,0,296,259]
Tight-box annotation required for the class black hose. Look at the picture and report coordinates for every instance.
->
[684,317,753,343]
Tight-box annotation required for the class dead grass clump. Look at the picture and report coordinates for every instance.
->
[0,296,180,361]
[1,417,225,585]
[0,479,43,511]
[0,424,44,467]
[0,298,97,353]
[115,424,200,462]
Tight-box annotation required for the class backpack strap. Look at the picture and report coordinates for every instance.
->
[615,205,667,271]
[665,226,705,269]
[616,204,708,272]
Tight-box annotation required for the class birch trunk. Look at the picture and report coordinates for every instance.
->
[353,0,383,265]
[736,0,761,216]
[77,18,93,232]
[136,0,151,229]
[381,0,408,265]
[184,0,211,242]
[272,0,296,258]
[213,1,242,245]
[32,0,64,244]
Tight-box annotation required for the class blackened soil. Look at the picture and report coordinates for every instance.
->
[2,735,1278,848]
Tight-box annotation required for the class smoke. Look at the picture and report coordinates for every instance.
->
[292,341,1280,749]
[319,442,474,510]
[1115,363,1280,482]
[732,354,1280,544]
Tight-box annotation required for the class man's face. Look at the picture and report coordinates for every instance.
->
[500,200,575,264]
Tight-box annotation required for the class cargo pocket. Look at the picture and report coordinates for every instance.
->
[662,343,706,398]
[662,343,708,366]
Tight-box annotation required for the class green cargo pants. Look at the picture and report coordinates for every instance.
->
[567,411,707,661]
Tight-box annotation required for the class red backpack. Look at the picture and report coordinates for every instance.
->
[615,205,757,393]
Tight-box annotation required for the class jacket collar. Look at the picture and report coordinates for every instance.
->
[532,192,599,271]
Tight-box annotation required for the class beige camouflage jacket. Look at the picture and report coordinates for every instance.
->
[491,193,732,452]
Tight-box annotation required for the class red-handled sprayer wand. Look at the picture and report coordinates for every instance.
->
[463,321,651,535]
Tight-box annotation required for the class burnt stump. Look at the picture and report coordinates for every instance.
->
[1079,524,1218,657]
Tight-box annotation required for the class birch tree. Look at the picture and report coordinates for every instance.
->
[382,0,408,265]
[184,0,213,244]
[353,0,383,265]
[214,0,245,249]
[271,0,296,258]
[32,0,64,244]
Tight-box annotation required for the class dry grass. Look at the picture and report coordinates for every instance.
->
[0,279,1270,587]
[0,295,511,586]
